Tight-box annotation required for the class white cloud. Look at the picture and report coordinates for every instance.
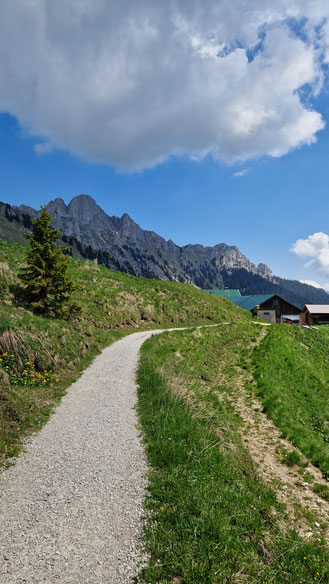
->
[299,279,323,288]
[300,279,329,291]
[0,1,328,170]
[34,141,55,156]
[233,168,249,178]
[291,232,329,274]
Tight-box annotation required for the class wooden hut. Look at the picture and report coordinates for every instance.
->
[301,305,329,325]
[230,294,301,323]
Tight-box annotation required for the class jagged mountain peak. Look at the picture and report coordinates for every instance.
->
[67,194,105,223]
[121,212,136,225]
[18,204,38,218]
[2,195,329,308]
[257,262,273,278]
[47,198,67,216]
[70,193,98,205]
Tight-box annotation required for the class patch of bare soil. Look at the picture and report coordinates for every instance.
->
[224,329,329,542]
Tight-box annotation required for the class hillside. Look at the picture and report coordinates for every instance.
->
[1,196,328,307]
[137,323,329,582]
[254,325,329,477]
[1,237,329,582]
[0,238,248,464]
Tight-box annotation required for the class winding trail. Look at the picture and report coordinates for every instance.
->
[1,320,328,582]
[0,328,180,584]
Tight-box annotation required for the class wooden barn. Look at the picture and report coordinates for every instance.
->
[301,305,329,325]
[230,294,302,323]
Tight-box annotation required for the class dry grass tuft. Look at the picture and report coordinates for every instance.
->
[0,368,10,387]
[118,292,136,303]
[0,330,24,354]
[192,328,203,338]
[0,262,17,284]
[140,304,156,321]
[82,260,100,272]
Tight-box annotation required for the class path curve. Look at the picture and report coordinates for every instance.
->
[0,328,186,584]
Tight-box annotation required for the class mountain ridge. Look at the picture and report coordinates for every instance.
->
[0,194,328,308]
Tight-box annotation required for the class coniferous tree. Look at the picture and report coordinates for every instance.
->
[18,206,79,318]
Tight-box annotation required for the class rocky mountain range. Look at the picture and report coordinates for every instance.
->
[1,194,328,308]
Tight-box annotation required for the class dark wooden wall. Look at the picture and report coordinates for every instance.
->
[259,296,301,317]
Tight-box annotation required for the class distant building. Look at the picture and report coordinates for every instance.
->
[203,289,241,299]
[301,305,329,325]
[229,294,302,323]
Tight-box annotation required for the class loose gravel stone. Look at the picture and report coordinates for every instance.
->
[0,330,166,584]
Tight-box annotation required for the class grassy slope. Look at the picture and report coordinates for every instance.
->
[0,239,248,463]
[137,324,329,583]
[253,325,329,478]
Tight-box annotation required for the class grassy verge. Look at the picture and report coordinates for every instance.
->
[0,325,125,463]
[0,238,248,467]
[253,325,329,479]
[137,325,329,583]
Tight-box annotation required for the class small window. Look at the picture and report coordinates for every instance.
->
[263,312,270,315]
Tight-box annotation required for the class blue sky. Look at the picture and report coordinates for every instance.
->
[1,2,329,288]
[2,98,329,285]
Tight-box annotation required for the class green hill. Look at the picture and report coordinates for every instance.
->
[137,323,329,582]
[0,238,248,464]
[1,238,329,581]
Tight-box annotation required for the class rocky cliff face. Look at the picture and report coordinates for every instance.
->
[30,194,267,286]
[256,263,273,279]
[1,194,328,307]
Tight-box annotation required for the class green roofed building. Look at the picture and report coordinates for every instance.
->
[230,294,302,323]
[230,294,274,311]
[203,289,241,299]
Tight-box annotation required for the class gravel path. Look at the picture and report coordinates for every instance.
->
[0,329,174,584]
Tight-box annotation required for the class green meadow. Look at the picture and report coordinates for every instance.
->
[0,239,247,463]
[253,325,329,478]
[137,325,329,583]
[1,238,329,582]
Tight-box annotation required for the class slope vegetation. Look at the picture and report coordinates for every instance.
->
[254,325,329,478]
[137,324,329,583]
[0,239,247,464]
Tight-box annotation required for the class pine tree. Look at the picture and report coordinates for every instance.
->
[19,206,79,318]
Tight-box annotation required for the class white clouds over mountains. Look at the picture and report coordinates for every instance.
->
[299,279,324,289]
[1,1,329,170]
[291,232,329,275]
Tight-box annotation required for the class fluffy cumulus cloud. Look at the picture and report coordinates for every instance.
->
[299,279,323,288]
[291,232,329,274]
[1,1,329,170]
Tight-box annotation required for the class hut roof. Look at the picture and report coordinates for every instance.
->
[203,289,241,299]
[304,304,329,314]
[230,294,275,311]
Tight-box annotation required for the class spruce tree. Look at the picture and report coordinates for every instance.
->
[19,206,78,318]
